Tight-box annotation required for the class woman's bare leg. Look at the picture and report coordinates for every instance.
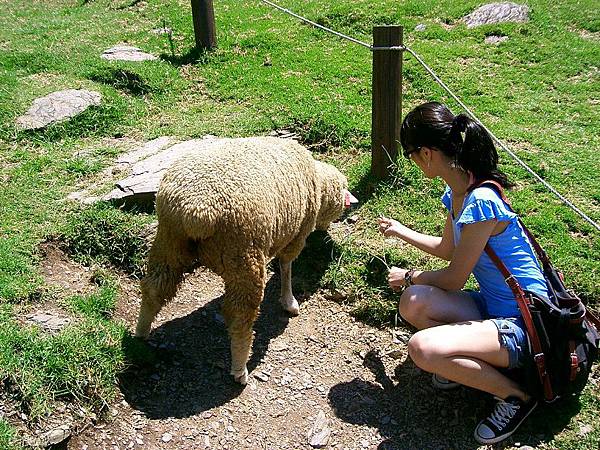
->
[399,285,482,329]
[399,284,529,401]
[408,320,529,401]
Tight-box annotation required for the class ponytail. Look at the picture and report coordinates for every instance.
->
[450,113,510,188]
[400,102,510,189]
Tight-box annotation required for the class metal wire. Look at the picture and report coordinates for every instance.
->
[259,0,405,51]
[403,45,600,233]
[259,0,372,49]
[258,0,599,232]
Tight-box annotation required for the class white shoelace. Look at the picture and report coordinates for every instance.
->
[488,401,520,429]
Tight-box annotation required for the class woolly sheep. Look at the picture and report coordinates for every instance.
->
[135,137,355,384]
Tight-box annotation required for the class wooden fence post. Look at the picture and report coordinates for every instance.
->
[371,26,403,179]
[190,0,217,50]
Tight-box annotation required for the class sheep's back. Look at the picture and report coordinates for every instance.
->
[156,137,319,253]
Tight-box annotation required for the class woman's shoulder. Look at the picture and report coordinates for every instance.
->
[458,186,516,226]
[467,185,503,201]
[440,184,452,211]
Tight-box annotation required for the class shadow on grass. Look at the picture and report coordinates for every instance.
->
[86,68,155,97]
[328,350,581,449]
[118,229,333,419]
[160,47,212,67]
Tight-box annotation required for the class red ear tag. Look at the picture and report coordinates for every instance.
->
[345,191,351,208]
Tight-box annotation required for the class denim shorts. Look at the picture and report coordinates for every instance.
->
[469,291,529,369]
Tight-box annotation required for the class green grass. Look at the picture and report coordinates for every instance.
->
[0,418,18,450]
[0,0,598,447]
[61,203,153,278]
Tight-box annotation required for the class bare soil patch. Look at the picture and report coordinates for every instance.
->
[65,267,580,450]
[14,243,587,449]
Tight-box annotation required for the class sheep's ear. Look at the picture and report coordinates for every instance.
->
[343,189,359,208]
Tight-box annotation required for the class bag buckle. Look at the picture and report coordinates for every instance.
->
[504,274,519,289]
[534,352,547,377]
[570,352,579,381]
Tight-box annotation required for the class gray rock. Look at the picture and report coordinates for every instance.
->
[485,35,509,44]
[114,136,174,167]
[26,312,71,333]
[307,410,331,448]
[414,24,427,32]
[41,425,71,446]
[254,371,270,382]
[101,45,157,61]
[102,137,217,207]
[151,27,172,35]
[16,89,101,130]
[67,136,174,205]
[463,2,529,28]
[73,135,303,208]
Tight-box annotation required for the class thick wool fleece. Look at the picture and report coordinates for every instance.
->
[135,137,348,383]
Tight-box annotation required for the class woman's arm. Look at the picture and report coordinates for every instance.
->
[379,214,455,261]
[388,219,497,291]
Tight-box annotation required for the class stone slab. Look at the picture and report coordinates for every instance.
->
[101,45,157,61]
[16,89,102,130]
[485,35,509,44]
[102,136,220,207]
[463,2,529,28]
[25,311,71,333]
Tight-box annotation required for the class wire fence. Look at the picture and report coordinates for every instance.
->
[258,0,600,233]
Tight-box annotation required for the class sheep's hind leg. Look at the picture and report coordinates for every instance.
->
[221,251,266,385]
[278,259,299,316]
[135,228,196,339]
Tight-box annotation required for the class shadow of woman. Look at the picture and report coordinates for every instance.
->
[328,350,581,449]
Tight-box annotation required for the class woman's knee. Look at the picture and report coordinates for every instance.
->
[399,285,429,325]
[407,331,443,372]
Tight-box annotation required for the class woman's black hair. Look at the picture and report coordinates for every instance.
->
[400,102,510,188]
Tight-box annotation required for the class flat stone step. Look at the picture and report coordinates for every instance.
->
[101,45,157,62]
[16,89,102,130]
[462,2,529,28]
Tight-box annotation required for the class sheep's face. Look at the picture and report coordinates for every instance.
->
[314,161,348,230]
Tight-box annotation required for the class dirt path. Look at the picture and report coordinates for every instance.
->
[26,244,586,449]
[64,265,491,450]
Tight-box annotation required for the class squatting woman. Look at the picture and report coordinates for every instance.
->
[378,102,547,444]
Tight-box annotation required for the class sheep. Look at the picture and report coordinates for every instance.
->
[134,136,355,384]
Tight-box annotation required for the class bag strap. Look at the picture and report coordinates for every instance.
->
[468,180,551,268]
[471,180,600,337]
[484,244,555,401]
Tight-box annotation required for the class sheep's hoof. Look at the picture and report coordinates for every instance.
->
[231,367,248,385]
[280,295,300,316]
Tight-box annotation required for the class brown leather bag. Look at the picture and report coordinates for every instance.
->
[471,180,600,402]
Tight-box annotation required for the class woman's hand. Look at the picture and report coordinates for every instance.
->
[378,217,406,238]
[388,266,409,291]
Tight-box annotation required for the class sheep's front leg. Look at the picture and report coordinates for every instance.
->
[279,259,299,316]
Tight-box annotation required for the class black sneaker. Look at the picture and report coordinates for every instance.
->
[431,373,460,390]
[474,396,537,444]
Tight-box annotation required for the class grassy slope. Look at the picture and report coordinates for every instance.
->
[0,0,598,447]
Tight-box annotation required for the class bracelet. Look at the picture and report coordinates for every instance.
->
[404,269,416,286]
